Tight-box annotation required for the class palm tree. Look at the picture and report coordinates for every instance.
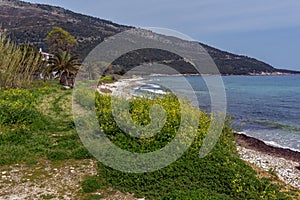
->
[45,50,80,88]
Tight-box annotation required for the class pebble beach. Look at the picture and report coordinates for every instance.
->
[235,133,300,189]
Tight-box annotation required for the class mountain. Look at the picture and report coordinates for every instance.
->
[0,0,130,57]
[0,0,298,75]
[200,43,299,75]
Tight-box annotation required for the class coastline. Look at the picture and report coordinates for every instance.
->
[97,76,145,98]
[98,77,300,189]
[147,72,300,77]
[235,133,300,189]
[234,133,300,162]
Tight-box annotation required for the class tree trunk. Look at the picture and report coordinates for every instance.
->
[60,72,68,86]
[67,74,75,88]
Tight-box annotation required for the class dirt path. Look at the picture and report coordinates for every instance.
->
[0,90,140,200]
[0,159,98,199]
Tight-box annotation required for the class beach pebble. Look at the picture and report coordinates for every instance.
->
[237,146,300,189]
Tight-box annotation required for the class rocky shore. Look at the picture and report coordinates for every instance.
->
[235,133,300,189]
[97,77,144,98]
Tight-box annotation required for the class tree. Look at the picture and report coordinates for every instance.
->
[46,26,78,53]
[45,50,80,88]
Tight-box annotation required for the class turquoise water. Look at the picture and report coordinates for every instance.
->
[135,75,300,152]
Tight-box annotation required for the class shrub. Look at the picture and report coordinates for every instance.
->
[92,93,291,199]
[99,76,114,84]
[0,89,40,125]
[0,33,43,89]
[0,87,56,126]
[82,176,101,193]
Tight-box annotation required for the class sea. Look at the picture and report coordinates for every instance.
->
[132,75,300,152]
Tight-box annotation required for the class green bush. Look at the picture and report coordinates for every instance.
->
[82,176,101,193]
[0,33,43,89]
[161,188,232,200]
[0,87,57,126]
[99,76,114,84]
[93,93,291,200]
[0,89,39,125]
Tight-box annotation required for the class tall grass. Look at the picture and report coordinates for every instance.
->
[0,33,43,89]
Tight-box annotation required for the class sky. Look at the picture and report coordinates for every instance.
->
[24,0,300,71]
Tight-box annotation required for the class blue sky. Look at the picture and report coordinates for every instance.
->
[25,0,300,71]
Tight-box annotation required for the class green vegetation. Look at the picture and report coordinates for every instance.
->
[44,50,80,87]
[0,43,299,198]
[99,75,115,84]
[0,81,298,199]
[109,46,300,76]
[41,194,56,199]
[110,48,200,75]
[0,86,92,165]
[46,26,78,53]
[43,27,81,88]
[3,2,298,198]
[0,33,43,89]
[0,0,128,58]
[81,176,101,193]
[72,89,296,199]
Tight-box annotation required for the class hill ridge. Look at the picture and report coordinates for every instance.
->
[0,0,298,75]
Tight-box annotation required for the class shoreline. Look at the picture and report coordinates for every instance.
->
[98,77,300,189]
[235,132,300,189]
[97,76,146,98]
[234,133,300,163]
[147,73,300,77]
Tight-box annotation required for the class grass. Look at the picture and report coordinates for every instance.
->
[0,83,299,199]
[41,194,56,199]
[0,34,43,89]
[0,85,92,165]
[81,176,101,193]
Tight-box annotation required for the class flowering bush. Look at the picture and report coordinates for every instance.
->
[91,93,292,199]
[0,87,54,125]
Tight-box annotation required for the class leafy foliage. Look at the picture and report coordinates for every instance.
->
[0,83,297,199]
[99,75,115,84]
[92,93,292,199]
[0,33,43,89]
[0,89,40,125]
[44,50,80,87]
[81,176,101,193]
[46,26,78,53]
